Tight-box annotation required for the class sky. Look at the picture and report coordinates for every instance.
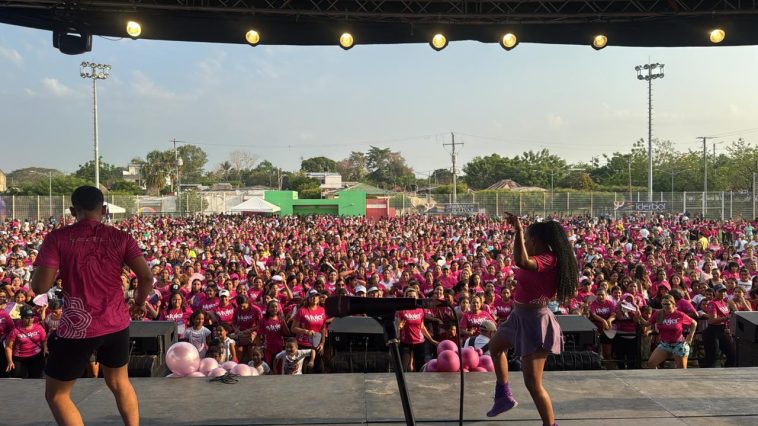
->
[1,24,757,178]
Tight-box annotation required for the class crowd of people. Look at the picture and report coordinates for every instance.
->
[2,211,757,378]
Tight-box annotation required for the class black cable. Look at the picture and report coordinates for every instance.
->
[447,306,464,426]
[209,372,240,384]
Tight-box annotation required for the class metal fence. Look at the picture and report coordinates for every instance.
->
[1,190,756,220]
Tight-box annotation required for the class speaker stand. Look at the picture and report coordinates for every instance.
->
[375,314,415,426]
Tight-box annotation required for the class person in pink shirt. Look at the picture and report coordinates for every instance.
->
[646,295,696,368]
[459,295,496,338]
[702,285,735,367]
[4,305,47,378]
[589,289,616,362]
[291,289,327,372]
[260,300,290,366]
[493,287,514,325]
[398,287,437,372]
[487,214,578,426]
[0,289,15,378]
[31,186,153,426]
[212,289,236,326]
[158,292,193,335]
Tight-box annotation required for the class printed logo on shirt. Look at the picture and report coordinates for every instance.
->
[662,317,680,326]
[303,314,324,323]
[403,312,423,321]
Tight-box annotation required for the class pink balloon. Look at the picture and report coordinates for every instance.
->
[437,350,460,372]
[199,358,219,375]
[230,363,253,376]
[472,366,488,372]
[461,347,480,370]
[187,371,207,377]
[208,367,227,377]
[478,355,495,372]
[221,361,238,371]
[165,342,200,376]
[436,340,458,356]
[424,359,438,372]
[165,373,183,378]
[474,347,483,356]
[463,367,470,372]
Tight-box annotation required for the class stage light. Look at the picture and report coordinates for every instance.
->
[245,29,260,46]
[126,21,141,39]
[592,34,608,50]
[500,33,518,50]
[709,28,726,44]
[339,33,354,50]
[430,33,448,51]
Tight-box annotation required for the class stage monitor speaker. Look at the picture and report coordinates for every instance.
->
[545,351,602,371]
[129,321,177,377]
[555,315,598,349]
[736,340,758,367]
[128,355,162,377]
[731,311,758,343]
[328,316,390,373]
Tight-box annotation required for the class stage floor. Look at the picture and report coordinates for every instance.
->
[2,368,757,426]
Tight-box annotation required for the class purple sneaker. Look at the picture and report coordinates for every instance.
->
[486,395,518,417]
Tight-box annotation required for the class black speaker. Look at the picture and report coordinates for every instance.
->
[53,31,92,55]
[731,312,758,343]
[736,340,758,367]
[555,315,598,349]
[545,351,602,371]
[129,321,177,377]
[328,316,386,352]
[328,316,389,373]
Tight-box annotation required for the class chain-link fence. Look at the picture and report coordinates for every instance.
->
[1,190,756,220]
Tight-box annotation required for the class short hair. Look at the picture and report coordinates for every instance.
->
[71,186,104,211]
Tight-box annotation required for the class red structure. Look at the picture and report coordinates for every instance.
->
[366,199,394,220]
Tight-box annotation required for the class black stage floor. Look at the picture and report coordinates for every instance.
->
[2,368,757,425]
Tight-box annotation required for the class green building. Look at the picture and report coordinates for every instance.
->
[264,191,366,216]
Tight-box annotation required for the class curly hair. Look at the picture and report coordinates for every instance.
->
[526,220,579,303]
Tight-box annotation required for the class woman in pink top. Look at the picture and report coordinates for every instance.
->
[459,295,496,338]
[5,305,47,378]
[646,295,696,368]
[703,285,735,367]
[487,214,578,426]
[260,300,290,366]
[493,287,514,325]
[291,289,327,373]
[398,287,437,372]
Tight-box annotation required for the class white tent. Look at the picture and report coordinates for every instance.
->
[106,203,126,214]
[229,197,280,214]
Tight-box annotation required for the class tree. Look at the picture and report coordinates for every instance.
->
[108,181,144,195]
[282,172,321,198]
[138,151,174,195]
[228,151,258,180]
[73,159,125,187]
[336,152,368,182]
[22,175,89,195]
[430,168,453,185]
[215,161,234,180]
[241,160,281,188]
[301,156,338,173]
[176,145,208,183]
[462,154,516,189]
[365,146,414,188]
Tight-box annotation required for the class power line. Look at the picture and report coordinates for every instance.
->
[172,133,446,150]
[443,132,463,204]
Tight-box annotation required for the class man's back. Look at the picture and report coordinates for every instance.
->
[35,218,141,339]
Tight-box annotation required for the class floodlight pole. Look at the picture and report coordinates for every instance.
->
[80,62,111,190]
[635,63,664,202]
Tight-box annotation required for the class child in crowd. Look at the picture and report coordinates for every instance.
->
[248,346,271,375]
[274,337,314,375]
[183,311,212,357]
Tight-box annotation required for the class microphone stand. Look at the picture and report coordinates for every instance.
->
[374,314,415,426]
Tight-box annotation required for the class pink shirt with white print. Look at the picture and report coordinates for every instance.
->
[34,219,142,339]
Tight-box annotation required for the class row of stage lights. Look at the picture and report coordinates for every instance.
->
[124,21,728,50]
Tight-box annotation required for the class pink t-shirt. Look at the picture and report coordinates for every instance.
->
[0,310,14,341]
[513,252,558,304]
[213,304,236,325]
[293,306,327,348]
[398,308,426,344]
[35,219,142,339]
[260,316,285,350]
[650,310,693,343]
[459,310,496,336]
[159,307,192,325]
[493,299,514,322]
[7,323,47,358]
[234,305,262,331]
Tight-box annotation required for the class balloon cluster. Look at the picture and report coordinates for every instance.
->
[164,342,259,378]
[423,339,494,373]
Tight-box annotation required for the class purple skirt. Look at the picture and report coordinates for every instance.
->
[497,305,564,357]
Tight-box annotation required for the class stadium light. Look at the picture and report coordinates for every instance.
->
[709,28,726,44]
[592,34,608,50]
[339,33,355,50]
[245,29,261,46]
[126,21,142,39]
[500,33,518,50]
[430,33,448,51]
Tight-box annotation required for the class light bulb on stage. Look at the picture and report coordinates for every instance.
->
[592,34,608,50]
[709,28,726,44]
[339,33,354,50]
[126,21,142,39]
[430,33,448,51]
[500,33,518,50]
[245,29,261,46]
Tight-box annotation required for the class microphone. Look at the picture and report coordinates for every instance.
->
[325,296,448,318]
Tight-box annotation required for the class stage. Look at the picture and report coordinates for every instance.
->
[2,368,757,425]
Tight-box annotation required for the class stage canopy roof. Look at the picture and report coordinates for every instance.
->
[230,197,281,214]
[0,0,757,50]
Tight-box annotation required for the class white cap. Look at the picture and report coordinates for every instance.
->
[354,285,367,294]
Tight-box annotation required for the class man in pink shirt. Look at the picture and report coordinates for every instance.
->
[31,186,153,426]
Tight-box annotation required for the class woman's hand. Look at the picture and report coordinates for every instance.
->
[316,344,324,355]
[5,361,14,372]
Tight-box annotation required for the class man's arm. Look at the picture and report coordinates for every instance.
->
[126,255,153,306]
[30,267,58,295]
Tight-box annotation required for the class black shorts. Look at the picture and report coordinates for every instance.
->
[45,327,130,381]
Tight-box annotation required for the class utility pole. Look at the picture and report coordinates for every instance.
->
[172,139,184,213]
[628,157,633,201]
[635,62,664,202]
[443,133,463,204]
[698,136,716,217]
